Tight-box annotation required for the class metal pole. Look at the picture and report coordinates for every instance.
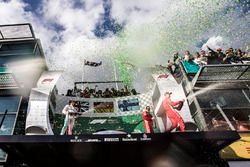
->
[82,60,85,91]
[112,59,119,90]
[242,89,250,104]
[179,62,207,130]
[216,104,236,130]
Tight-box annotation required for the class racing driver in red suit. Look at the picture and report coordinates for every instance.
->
[163,91,185,132]
[142,106,154,133]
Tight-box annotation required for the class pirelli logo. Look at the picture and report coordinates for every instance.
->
[246,147,250,154]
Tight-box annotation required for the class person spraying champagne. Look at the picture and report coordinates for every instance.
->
[163,92,185,132]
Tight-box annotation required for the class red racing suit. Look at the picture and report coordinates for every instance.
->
[142,111,154,133]
[163,97,185,132]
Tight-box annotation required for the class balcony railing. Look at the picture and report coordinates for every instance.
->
[0,23,35,41]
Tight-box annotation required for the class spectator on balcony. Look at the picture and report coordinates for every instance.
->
[223,48,234,64]
[95,90,103,98]
[173,52,181,64]
[235,48,248,62]
[81,87,90,98]
[167,60,176,74]
[124,85,131,96]
[194,51,207,65]
[119,88,125,96]
[236,49,243,57]
[66,89,73,96]
[206,46,221,64]
[199,50,207,63]
[241,51,250,60]
[89,88,96,98]
[111,88,118,97]
[216,48,226,62]
[103,88,112,98]
[131,89,138,95]
[208,47,226,63]
[183,51,193,61]
[193,52,202,65]
[230,48,241,62]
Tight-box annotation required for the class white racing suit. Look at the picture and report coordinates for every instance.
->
[60,104,77,135]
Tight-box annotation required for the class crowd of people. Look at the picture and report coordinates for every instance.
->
[66,85,138,98]
[171,46,249,66]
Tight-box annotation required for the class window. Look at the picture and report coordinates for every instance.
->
[0,96,21,135]
[0,149,7,161]
[0,96,21,162]
[0,115,16,135]
[0,96,21,113]
[196,90,250,109]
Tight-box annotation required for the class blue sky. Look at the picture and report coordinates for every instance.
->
[93,0,123,38]
[22,0,124,38]
[23,0,40,10]
[3,0,249,40]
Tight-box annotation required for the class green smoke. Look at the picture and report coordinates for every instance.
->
[112,0,250,87]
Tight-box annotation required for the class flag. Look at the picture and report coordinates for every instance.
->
[84,60,102,67]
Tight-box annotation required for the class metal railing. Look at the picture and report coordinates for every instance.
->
[0,23,35,41]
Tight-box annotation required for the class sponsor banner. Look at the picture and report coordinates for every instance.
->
[220,133,250,159]
[118,98,140,112]
[80,101,90,112]
[93,102,114,113]
[37,71,62,89]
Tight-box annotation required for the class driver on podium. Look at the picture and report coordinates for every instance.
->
[163,91,185,132]
[142,106,154,133]
[60,100,77,135]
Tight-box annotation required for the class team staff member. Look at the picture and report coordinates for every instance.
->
[142,106,154,133]
[163,92,185,132]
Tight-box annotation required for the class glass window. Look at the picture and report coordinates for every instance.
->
[0,96,21,113]
[196,90,250,109]
[0,115,16,135]
[0,149,7,161]
[0,96,21,162]
[0,24,33,39]
[0,73,18,88]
